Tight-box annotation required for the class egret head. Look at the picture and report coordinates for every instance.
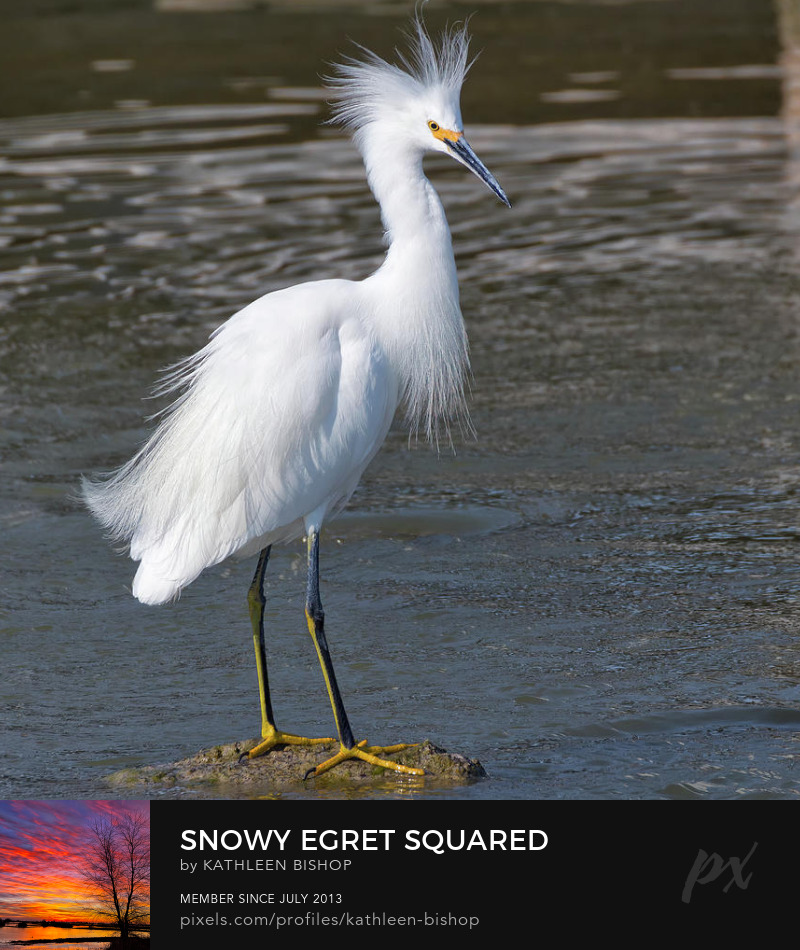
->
[328,16,510,207]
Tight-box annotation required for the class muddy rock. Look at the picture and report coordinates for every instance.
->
[108,739,486,793]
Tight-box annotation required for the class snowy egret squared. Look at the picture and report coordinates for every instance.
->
[83,16,510,779]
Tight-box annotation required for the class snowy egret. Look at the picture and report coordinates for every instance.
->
[83,15,510,779]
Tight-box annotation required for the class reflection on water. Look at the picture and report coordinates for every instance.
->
[0,926,117,950]
[2,0,800,800]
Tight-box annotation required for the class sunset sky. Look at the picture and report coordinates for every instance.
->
[0,800,150,922]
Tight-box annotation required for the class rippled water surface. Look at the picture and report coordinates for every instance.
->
[2,0,800,799]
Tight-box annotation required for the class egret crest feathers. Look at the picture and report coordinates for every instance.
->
[327,18,471,132]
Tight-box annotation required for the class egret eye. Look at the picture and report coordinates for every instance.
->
[428,120,440,132]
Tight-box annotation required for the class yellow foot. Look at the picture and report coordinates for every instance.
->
[246,729,333,760]
[304,739,424,779]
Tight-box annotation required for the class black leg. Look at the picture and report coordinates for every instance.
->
[305,530,356,750]
[303,528,423,778]
[247,546,274,730]
[244,544,332,760]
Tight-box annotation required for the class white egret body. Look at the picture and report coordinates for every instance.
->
[84,16,510,778]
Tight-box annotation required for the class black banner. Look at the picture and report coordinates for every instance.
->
[151,801,786,941]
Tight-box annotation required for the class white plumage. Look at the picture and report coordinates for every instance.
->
[83,15,509,778]
[88,280,399,603]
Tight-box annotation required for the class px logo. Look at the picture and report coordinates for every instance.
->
[682,842,757,903]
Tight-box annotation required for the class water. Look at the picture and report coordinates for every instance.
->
[0,925,117,950]
[2,0,799,799]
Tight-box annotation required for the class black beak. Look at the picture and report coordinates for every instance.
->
[446,136,511,207]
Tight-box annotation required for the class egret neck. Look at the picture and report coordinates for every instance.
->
[358,126,469,442]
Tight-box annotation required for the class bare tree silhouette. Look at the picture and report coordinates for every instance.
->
[79,812,150,944]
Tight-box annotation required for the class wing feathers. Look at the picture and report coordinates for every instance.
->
[83,280,396,604]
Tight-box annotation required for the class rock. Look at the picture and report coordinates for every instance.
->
[108,739,486,793]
